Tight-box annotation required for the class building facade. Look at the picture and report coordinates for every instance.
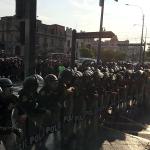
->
[0,16,67,58]
[0,16,21,56]
[64,27,72,55]
[36,20,66,57]
[76,35,141,62]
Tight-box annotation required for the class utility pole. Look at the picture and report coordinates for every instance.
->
[16,0,37,77]
[97,0,105,64]
[140,14,144,64]
[125,4,144,64]
[24,0,37,77]
[97,0,118,64]
[71,29,76,68]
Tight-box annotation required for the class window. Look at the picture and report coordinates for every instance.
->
[51,39,54,46]
[51,29,55,34]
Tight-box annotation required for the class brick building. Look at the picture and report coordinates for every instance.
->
[0,16,67,58]
[0,16,21,56]
[36,20,66,57]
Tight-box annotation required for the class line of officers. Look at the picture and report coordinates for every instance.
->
[0,64,150,149]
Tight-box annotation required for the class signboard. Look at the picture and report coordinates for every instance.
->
[76,31,115,39]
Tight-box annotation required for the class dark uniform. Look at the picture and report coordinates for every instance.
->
[58,69,75,148]
[82,69,96,128]
[38,74,59,126]
[12,75,44,147]
[72,71,84,136]
[0,78,21,150]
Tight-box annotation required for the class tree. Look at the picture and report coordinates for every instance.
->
[80,48,95,58]
[114,50,126,61]
[101,49,126,62]
[80,47,126,62]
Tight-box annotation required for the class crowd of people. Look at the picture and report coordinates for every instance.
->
[0,56,70,82]
[35,59,69,77]
[0,57,24,81]
[0,60,150,149]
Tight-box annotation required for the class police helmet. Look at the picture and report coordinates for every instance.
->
[137,70,144,75]
[45,74,58,82]
[44,74,58,89]
[126,69,133,74]
[44,74,58,86]
[86,67,91,71]
[101,67,109,73]
[83,70,93,77]
[73,71,83,86]
[116,73,123,80]
[134,70,143,79]
[114,66,119,72]
[74,71,83,78]
[59,68,75,82]
[94,69,104,79]
[0,78,13,90]
[122,67,126,71]
[103,72,110,78]
[91,67,95,71]
[109,69,114,73]
[124,70,133,79]
[23,75,39,90]
[144,69,150,77]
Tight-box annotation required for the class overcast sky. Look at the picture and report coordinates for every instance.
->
[0,0,150,44]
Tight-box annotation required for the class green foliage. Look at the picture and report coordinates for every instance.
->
[101,49,126,62]
[80,48,95,58]
[80,47,126,61]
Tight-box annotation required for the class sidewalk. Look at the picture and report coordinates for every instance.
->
[101,126,150,150]
[46,125,150,150]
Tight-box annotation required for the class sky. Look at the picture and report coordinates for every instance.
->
[0,0,150,44]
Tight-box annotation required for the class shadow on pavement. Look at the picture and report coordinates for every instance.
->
[60,124,126,150]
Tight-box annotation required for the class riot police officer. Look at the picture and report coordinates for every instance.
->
[17,74,44,114]
[38,74,59,126]
[12,74,44,147]
[0,78,17,127]
[82,69,96,128]
[72,71,84,137]
[58,69,75,148]
[0,78,21,150]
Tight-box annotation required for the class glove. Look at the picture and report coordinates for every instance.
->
[12,128,23,137]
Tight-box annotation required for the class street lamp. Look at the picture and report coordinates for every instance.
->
[97,0,105,64]
[125,4,145,64]
[133,24,147,64]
